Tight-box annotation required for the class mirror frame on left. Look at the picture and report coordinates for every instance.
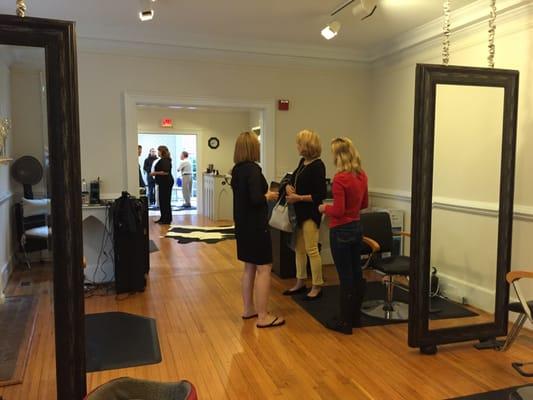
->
[408,63,519,354]
[0,14,85,399]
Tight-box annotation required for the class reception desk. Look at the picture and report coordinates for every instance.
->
[202,173,233,221]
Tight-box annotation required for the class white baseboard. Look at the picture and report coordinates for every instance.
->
[438,272,496,313]
[0,255,14,293]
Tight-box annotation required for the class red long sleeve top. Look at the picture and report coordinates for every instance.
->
[323,170,368,228]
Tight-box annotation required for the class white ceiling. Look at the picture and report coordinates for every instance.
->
[0,0,479,58]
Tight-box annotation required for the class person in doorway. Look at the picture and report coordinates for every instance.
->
[282,129,327,300]
[231,132,285,328]
[143,148,158,205]
[138,145,146,189]
[319,137,368,334]
[177,151,193,208]
[150,145,174,224]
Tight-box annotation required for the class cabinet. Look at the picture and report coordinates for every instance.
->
[202,174,233,221]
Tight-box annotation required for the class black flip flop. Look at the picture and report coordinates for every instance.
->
[257,316,285,328]
[242,313,258,320]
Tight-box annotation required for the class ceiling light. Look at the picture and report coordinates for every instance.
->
[139,9,154,21]
[352,0,378,20]
[168,105,183,109]
[187,107,197,110]
[321,21,341,40]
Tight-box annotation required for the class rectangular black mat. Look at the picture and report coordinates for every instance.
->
[0,296,36,384]
[85,312,162,372]
[448,385,532,399]
[292,281,478,328]
[149,240,159,253]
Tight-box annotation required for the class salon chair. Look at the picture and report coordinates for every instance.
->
[497,271,533,377]
[360,211,411,321]
[84,377,198,400]
[14,197,51,269]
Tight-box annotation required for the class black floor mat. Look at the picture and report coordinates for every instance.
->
[149,240,159,253]
[85,312,162,372]
[0,296,36,382]
[448,385,533,399]
[292,281,477,328]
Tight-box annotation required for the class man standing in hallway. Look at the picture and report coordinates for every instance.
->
[138,145,146,190]
[178,151,193,208]
[143,147,158,205]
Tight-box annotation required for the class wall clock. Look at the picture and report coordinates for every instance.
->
[208,137,220,149]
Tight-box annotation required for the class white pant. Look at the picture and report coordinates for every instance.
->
[182,175,192,206]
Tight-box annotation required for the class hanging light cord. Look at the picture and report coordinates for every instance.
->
[488,0,497,68]
[442,0,451,66]
[16,0,26,17]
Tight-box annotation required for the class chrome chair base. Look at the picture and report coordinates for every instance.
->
[362,300,409,321]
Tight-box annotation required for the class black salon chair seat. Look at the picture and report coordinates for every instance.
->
[508,300,533,315]
[360,211,411,321]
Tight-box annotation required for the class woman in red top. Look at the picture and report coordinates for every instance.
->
[319,137,368,334]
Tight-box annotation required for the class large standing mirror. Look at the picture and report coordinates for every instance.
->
[408,64,519,353]
[0,15,85,399]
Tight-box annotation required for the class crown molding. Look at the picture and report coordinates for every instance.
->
[368,0,532,63]
[77,36,371,70]
[76,0,532,68]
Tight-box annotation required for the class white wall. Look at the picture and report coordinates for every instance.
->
[137,108,250,178]
[0,62,13,292]
[10,67,47,196]
[77,52,371,196]
[366,11,533,311]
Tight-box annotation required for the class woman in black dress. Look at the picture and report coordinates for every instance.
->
[150,145,174,224]
[231,132,285,328]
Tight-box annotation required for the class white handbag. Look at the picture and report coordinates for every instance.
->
[269,200,293,232]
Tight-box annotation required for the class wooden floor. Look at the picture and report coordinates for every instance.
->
[1,214,533,399]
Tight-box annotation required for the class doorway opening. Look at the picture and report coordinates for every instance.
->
[138,132,198,216]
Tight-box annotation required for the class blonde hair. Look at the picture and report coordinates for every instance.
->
[233,132,260,164]
[331,137,362,174]
[158,145,171,159]
[296,129,321,159]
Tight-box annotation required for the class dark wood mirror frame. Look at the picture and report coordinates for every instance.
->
[408,63,519,354]
[0,15,86,398]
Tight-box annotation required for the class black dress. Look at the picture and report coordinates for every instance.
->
[231,161,272,265]
[155,158,174,223]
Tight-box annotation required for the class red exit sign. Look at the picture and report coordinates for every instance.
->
[161,118,173,128]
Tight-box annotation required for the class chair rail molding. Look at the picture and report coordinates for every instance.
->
[0,191,13,205]
[369,188,533,222]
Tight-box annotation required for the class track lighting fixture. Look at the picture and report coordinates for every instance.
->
[321,21,341,40]
[352,0,378,20]
[321,0,378,39]
[139,9,154,21]
[139,0,154,21]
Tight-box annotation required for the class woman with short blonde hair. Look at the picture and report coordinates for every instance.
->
[283,129,327,300]
[231,132,285,328]
[296,129,322,160]
[319,137,368,334]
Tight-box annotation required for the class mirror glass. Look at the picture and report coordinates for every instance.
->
[428,84,504,330]
[0,45,54,396]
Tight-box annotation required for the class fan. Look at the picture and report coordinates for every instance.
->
[11,155,43,199]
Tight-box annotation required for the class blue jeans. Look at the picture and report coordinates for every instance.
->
[329,221,363,290]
